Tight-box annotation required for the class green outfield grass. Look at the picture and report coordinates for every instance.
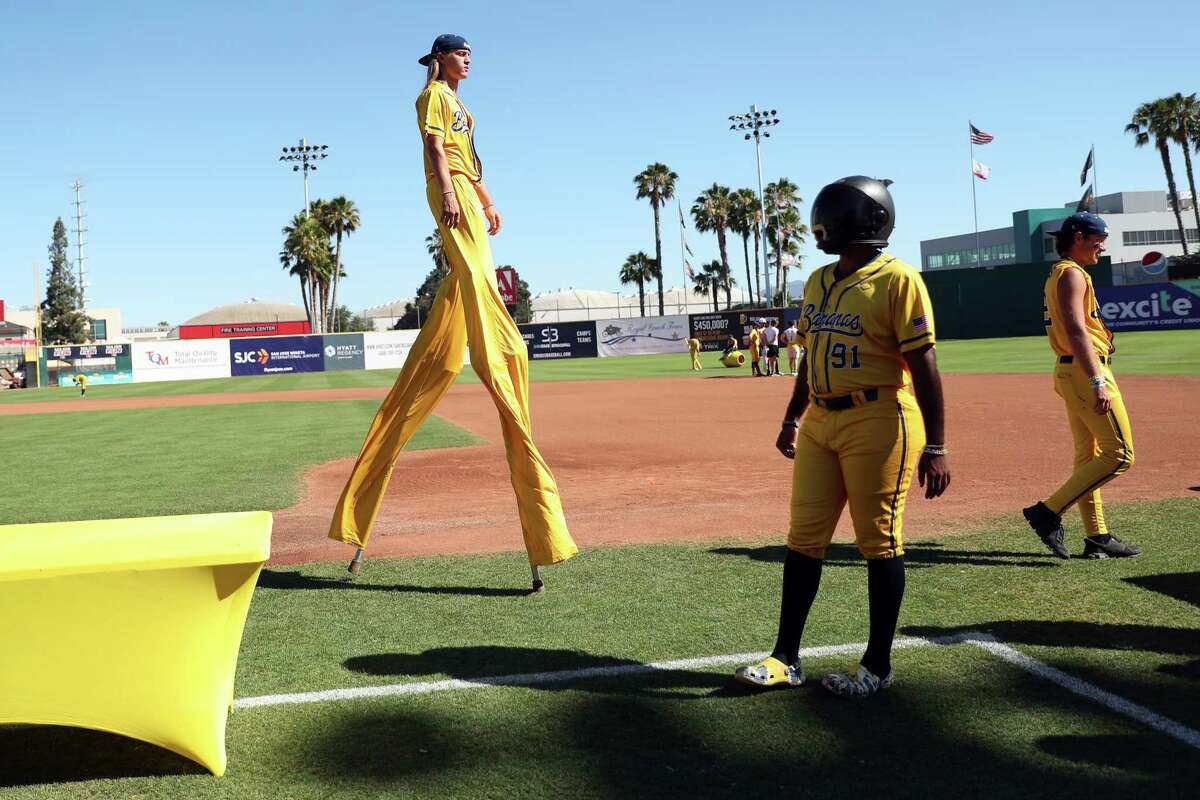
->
[1,329,1194,406]
[2,498,1197,798]
[0,402,481,524]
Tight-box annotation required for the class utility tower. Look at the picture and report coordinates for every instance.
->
[70,180,88,309]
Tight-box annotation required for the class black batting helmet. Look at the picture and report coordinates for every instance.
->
[810,176,895,254]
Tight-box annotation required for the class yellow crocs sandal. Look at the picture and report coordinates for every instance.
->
[733,656,805,688]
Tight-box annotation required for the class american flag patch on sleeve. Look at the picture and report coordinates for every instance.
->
[912,316,929,333]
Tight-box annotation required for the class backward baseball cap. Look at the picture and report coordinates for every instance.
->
[1050,211,1108,239]
[418,34,471,66]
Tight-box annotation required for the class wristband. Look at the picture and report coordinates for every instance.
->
[443,190,455,196]
[782,420,799,429]
[923,444,948,456]
[1089,375,1106,389]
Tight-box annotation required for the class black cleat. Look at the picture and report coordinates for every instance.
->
[1083,535,1143,559]
[1023,502,1070,559]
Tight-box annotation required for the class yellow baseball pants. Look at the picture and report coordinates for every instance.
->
[690,350,702,370]
[327,173,578,567]
[787,390,924,560]
[1044,364,1134,536]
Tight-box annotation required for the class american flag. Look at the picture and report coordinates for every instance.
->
[969,123,994,145]
[912,315,929,333]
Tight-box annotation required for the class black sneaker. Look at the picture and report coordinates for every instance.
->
[1023,502,1070,559]
[1083,535,1143,559]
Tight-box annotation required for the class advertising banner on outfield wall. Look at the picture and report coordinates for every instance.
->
[321,334,366,371]
[518,321,598,360]
[1096,282,1200,332]
[595,315,689,357]
[41,343,134,386]
[132,339,231,383]
[688,312,746,351]
[361,330,471,370]
[229,335,325,376]
[364,330,419,370]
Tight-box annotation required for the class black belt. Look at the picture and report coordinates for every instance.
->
[812,388,879,411]
[1059,355,1111,365]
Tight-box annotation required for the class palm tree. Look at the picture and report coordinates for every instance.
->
[691,269,713,312]
[767,205,808,304]
[692,184,734,309]
[700,260,729,312]
[765,178,802,302]
[729,188,762,307]
[312,196,360,332]
[1126,99,1190,255]
[426,229,446,270]
[281,213,331,331]
[634,163,678,316]
[1165,93,1200,239]
[619,251,656,317]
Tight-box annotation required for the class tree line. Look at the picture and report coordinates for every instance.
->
[1126,92,1200,257]
[623,164,808,317]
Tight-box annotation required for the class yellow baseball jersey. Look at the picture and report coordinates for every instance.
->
[687,338,701,352]
[748,328,762,352]
[74,374,88,387]
[1043,258,1114,358]
[797,253,935,397]
[416,81,481,183]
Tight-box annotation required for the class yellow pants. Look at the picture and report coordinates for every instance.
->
[788,390,924,559]
[690,349,702,370]
[1044,364,1134,536]
[327,173,578,567]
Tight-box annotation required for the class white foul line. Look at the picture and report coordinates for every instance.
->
[965,633,1200,751]
[235,630,1200,751]
[235,636,936,709]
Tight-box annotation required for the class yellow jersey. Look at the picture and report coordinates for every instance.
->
[416,81,481,183]
[74,374,88,386]
[687,338,701,352]
[748,328,762,352]
[796,253,935,397]
[1043,259,1114,358]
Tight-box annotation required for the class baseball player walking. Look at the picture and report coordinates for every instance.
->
[1022,212,1141,559]
[688,337,702,371]
[762,318,781,375]
[749,320,764,377]
[734,176,950,698]
[328,34,578,588]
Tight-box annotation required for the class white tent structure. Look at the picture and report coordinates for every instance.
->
[530,286,754,322]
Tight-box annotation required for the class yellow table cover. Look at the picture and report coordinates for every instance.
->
[0,511,271,776]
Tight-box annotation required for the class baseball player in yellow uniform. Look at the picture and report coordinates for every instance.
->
[1022,212,1140,559]
[329,34,577,590]
[734,176,950,698]
[688,337,702,371]
[748,320,764,376]
[73,373,88,397]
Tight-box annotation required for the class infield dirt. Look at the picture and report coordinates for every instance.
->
[6,373,1194,565]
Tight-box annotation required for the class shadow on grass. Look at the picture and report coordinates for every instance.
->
[257,569,531,598]
[342,645,724,697]
[904,620,1200,656]
[1124,572,1200,609]
[710,541,1057,569]
[291,709,466,785]
[0,725,205,787]
[1037,734,1188,775]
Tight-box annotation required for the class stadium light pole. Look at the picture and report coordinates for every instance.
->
[278,138,328,215]
[728,105,781,306]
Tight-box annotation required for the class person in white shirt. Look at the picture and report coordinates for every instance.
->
[762,320,781,375]
[781,322,802,375]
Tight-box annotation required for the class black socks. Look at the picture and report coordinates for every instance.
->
[862,556,906,678]
[771,550,823,665]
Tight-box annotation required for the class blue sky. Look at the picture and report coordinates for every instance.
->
[1,0,1194,325]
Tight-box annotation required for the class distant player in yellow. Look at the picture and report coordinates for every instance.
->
[1022,212,1141,560]
[73,373,88,397]
[328,34,577,590]
[734,176,950,699]
[688,337,702,370]
[748,320,764,376]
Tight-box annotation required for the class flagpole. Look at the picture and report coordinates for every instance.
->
[969,121,981,267]
[1091,144,1098,213]
[678,201,688,314]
